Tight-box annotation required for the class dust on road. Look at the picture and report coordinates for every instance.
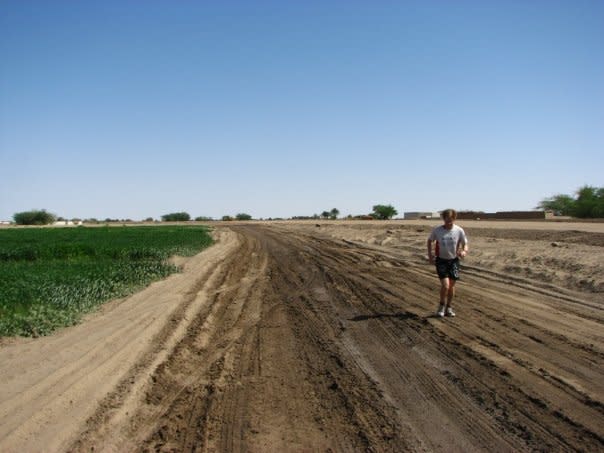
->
[1,223,603,452]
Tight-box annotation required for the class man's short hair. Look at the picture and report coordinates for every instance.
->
[441,209,457,220]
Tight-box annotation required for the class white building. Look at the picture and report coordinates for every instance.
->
[404,212,440,220]
[53,220,83,226]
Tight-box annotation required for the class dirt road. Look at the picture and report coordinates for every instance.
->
[1,223,603,452]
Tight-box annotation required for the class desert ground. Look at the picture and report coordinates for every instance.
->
[1,220,603,452]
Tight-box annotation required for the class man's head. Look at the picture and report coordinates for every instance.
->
[441,209,457,229]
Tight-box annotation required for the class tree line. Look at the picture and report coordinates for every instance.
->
[9,205,400,225]
[293,205,399,221]
[10,190,604,225]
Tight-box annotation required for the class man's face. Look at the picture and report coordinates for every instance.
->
[443,215,454,229]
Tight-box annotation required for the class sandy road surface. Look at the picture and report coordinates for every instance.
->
[1,223,603,452]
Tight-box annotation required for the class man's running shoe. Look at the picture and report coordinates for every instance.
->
[437,304,445,317]
[445,306,456,317]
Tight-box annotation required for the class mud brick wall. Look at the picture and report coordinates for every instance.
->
[457,211,546,220]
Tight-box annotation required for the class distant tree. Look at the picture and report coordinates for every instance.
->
[320,211,330,219]
[195,216,214,221]
[537,185,604,218]
[574,185,604,218]
[13,209,57,225]
[594,187,604,218]
[222,215,233,221]
[536,194,575,216]
[235,213,252,221]
[144,217,154,222]
[371,204,398,220]
[329,208,339,220]
[161,212,191,222]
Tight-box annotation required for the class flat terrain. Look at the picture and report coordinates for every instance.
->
[1,221,603,452]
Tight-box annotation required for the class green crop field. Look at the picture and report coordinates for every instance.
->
[0,225,213,337]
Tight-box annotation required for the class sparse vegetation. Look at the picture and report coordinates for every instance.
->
[319,208,339,220]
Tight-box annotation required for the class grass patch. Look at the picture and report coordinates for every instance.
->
[0,225,213,337]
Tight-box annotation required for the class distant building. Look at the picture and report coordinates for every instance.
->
[404,210,553,220]
[456,211,550,220]
[53,220,83,226]
[404,212,439,220]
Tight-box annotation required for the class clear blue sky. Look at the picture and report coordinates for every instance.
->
[1,1,602,220]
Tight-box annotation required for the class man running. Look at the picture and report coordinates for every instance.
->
[427,209,469,317]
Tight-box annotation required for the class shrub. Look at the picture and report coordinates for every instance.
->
[161,212,191,222]
[13,210,57,225]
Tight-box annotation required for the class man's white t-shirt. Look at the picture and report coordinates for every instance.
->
[429,224,468,260]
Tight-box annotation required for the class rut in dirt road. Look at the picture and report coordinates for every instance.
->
[72,224,604,452]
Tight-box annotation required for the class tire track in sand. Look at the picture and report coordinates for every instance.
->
[2,224,602,452]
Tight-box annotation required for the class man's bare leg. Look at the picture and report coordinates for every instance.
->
[445,280,457,316]
[440,278,450,305]
[446,279,456,307]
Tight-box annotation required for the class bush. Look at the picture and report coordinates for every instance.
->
[235,213,252,221]
[13,210,57,225]
[161,212,191,222]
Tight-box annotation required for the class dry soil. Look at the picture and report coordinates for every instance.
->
[1,221,603,452]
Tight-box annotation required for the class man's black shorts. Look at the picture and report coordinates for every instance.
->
[435,257,460,280]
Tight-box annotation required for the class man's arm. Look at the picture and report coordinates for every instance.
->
[427,239,435,264]
[457,234,468,258]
